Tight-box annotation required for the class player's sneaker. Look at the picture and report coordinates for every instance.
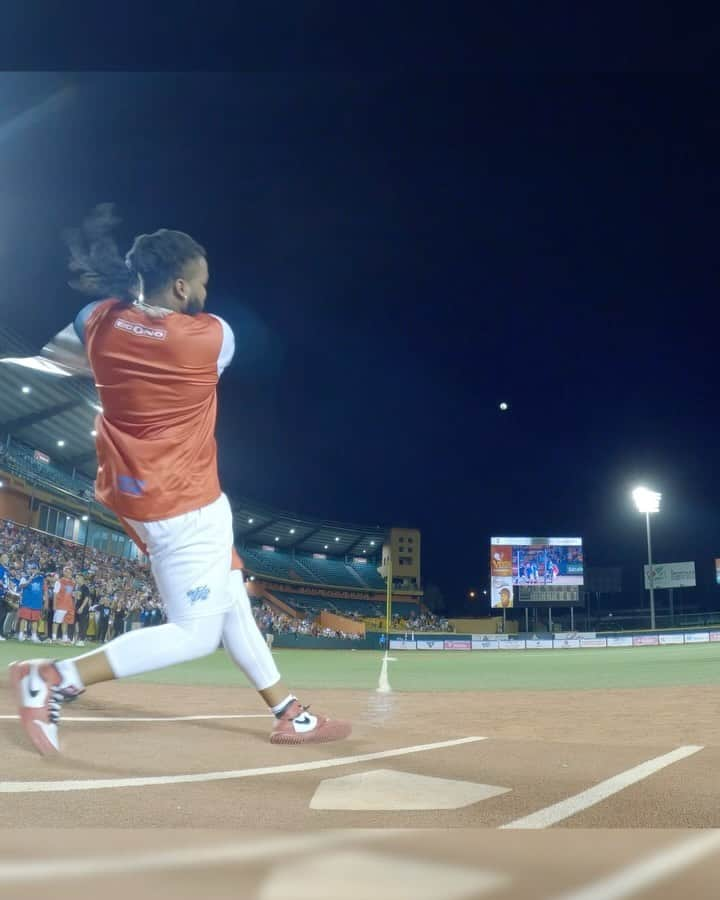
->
[76,640,85,647]
[0,635,5,641]
[8,660,84,755]
[17,632,26,642]
[270,700,352,745]
[30,634,41,644]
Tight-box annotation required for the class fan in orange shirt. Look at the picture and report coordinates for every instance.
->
[8,205,350,755]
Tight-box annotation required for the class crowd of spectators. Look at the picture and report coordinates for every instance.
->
[251,600,362,641]
[394,611,452,632]
[0,518,165,642]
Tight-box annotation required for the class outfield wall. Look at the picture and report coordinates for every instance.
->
[387,631,720,651]
[269,628,720,651]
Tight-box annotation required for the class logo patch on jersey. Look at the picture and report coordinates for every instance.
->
[117,475,146,496]
[186,585,211,605]
[114,318,168,341]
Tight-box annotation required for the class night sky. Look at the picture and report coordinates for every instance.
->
[2,72,720,611]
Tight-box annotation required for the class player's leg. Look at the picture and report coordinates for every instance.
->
[220,570,351,744]
[9,495,236,755]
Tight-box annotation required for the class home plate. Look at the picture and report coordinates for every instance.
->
[310,769,511,810]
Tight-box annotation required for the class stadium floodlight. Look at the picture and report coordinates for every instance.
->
[21,385,31,394]
[274,536,279,542]
[248,518,254,524]
[0,480,4,488]
[632,486,661,630]
[632,486,661,514]
[81,515,89,522]
[289,528,295,534]
[334,536,340,542]
[249,575,255,581]
[90,429,97,437]
[57,439,65,447]
[324,544,329,550]
[370,540,375,546]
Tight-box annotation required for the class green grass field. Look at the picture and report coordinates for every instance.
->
[3,642,720,691]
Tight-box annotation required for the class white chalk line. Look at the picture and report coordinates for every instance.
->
[377,651,391,693]
[551,830,720,900]
[0,713,269,722]
[501,745,704,830]
[0,735,486,793]
[0,829,393,883]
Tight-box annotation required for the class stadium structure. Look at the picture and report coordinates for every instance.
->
[0,325,423,635]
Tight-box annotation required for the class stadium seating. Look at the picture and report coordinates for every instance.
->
[265,589,419,620]
[241,545,389,592]
[0,440,95,499]
[349,562,386,590]
[241,546,317,582]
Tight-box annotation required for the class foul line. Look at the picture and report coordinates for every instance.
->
[0,714,269,723]
[551,830,720,900]
[0,735,485,794]
[377,651,392,693]
[500,745,704,830]
[0,830,392,884]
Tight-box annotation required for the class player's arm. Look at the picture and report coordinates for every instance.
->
[210,314,235,376]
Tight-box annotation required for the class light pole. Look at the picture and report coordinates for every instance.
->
[632,486,661,630]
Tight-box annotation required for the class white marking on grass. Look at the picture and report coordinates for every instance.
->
[0,735,485,793]
[501,745,704,830]
[551,830,720,900]
[0,714,269,723]
[377,651,392,693]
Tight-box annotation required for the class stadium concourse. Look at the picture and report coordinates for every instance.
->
[3,325,720,899]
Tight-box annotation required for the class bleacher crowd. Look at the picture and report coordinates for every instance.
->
[0,519,164,643]
[251,601,362,641]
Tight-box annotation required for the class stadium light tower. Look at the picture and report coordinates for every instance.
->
[632,486,661,630]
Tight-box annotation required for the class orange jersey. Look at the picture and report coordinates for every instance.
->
[54,576,75,613]
[81,299,234,521]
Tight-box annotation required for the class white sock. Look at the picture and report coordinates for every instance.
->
[271,694,296,717]
[54,659,85,692]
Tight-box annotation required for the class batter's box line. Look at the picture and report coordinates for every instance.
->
[0,736,486,794]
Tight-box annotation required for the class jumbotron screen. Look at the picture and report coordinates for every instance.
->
[490,537,584,608]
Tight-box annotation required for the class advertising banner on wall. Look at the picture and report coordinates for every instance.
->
[416,640,445,650]
[444,640,472,650]
[606,636,633,646]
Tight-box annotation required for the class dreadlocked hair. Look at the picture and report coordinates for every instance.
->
[66,203,206,301]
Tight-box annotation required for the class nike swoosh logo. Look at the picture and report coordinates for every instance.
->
[294,715,312,726]
[29,688,40,698]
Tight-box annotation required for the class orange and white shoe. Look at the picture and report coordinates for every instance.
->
[8,660,83,755]
[270,700,352,745]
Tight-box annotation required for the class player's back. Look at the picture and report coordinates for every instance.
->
[81,299,234,522]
